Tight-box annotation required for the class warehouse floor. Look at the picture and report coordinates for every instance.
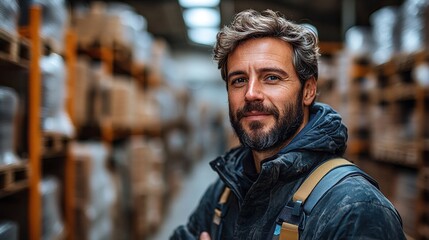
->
[149,153,218,240]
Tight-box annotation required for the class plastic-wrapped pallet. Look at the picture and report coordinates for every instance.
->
[32,0,67,53]
[0,87,20,165]
[150,86,182,127]
[41,176,65,240]
[345,26,373,59]
[105,2,140,48]
[133,90,161,131]
[0,221,18,240]
[0,0,19,34]
[73,2,107,47]
[40,52,74,137]
[127,137,166,238]
[133,30,154,66]
[71,142,116,240]
[400,0,429,53]
[370,6,400,65]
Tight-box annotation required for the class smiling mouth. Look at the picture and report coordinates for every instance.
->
[242,111,271,120]
[236,101,279,121]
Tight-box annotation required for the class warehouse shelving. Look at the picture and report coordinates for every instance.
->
[317,42,429,238]
[0,5,79,240]
[359,50,428,239]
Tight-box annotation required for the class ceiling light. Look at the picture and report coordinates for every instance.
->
[178,0,220,8]
[188,27,219,45]
[183,8,220,28]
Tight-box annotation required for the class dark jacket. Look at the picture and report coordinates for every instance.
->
[171,103,405,239]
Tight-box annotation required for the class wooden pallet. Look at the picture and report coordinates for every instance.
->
[371,139,418,167]
[0,162,29,195]
[395,51,428,72]
[0,28,31,66]
[42,133,71,156]
[0,28,18,62]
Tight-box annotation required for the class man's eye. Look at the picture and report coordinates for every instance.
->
[231,78,247,86]
[266,75,280,81]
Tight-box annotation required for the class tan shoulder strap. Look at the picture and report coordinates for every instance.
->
[293,158,353,202]
[279,158,353,240]
[213,187,231,225]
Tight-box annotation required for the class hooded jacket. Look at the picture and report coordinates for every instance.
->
[171,103,405,240]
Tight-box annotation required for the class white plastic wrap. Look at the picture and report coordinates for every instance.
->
[86,143,115,213]
[0,221,18,240]
[345,26,373,58]
[151,86,181,125]
[0,0,19,34]
[33,0,67,52]
[133,30,154,66]
[41,176,64,240]
[370,6,400,65]
[72,142,116,240]
[413,62,429,86]
[0,87,20,165]
[40,53,74,137]
[400,0,429,53]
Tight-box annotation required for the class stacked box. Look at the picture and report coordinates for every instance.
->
[72,57,91,128]
[133,91,161,132]
[74,2,110,47]
[74,2,139,50]
[111,76,136,129]
[127,137,166,238]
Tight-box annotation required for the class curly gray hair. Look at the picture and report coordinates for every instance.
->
[213,9,320,85]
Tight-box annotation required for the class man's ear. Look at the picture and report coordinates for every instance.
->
[303,77,317,106]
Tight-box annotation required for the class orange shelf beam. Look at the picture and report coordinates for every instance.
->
[28,5,42,240]
[64,29,77,240]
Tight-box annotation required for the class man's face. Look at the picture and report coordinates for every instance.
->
[226,37,306,151]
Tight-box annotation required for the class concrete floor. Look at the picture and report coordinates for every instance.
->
[149,153,218,240]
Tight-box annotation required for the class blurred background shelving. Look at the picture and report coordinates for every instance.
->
[1,0,429,239]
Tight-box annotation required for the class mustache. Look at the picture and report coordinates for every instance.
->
[236,102,279,120]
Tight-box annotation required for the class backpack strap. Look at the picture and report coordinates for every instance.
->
[213,186,231,225]
[212,186,231,240]
[293,158,353,203]
[302,163,378,215]
[276,158,378,240]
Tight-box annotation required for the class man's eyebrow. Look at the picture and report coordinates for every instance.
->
[227,70,246,80]
[226,67,290,81]
[258,67,289,77]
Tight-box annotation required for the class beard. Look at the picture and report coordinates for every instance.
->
[229,91,304,152]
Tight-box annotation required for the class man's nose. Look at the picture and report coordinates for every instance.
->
[245,78,264,101]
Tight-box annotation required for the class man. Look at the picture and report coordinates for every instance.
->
[171,9,405,240]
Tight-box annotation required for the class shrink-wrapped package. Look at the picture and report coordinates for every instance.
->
[133,30,154,66]
[345,26,373,59]
[0,221,18,240]
[40,53,74,137]
[0,87,20,165]
[33,0,67,52]
[370,6,400,65]
[41,177,64,240]
[400,0,429,53]
[105,2,140,47]
[72,142,116,240]
[0,0,19,34]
